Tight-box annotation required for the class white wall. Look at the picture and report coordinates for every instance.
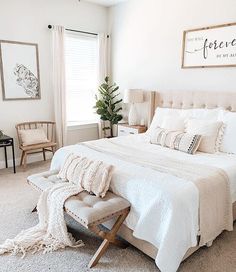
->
[109,0,236,93]
[0,0,106,168]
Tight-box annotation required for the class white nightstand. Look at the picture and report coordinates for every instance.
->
[117,124,147,137]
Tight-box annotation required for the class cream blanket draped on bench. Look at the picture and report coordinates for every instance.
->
[0,155,113,257]
[83,139,233,246]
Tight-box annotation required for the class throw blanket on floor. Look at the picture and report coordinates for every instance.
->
[83,139,233,246]
[0,154,114,257]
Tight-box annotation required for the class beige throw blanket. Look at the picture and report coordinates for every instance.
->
[83,139,233,246]
[0,154,114,257]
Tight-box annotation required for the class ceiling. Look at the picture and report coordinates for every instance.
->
[84,0,127,7]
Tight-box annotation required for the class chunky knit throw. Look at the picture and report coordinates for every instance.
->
[0,154,114,257]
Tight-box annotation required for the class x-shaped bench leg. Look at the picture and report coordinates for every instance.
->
[88,209,130,268]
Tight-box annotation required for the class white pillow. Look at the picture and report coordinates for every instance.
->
[180,108,220,121]
[148,107,221,134]
[19,128,49,146]
[218,110,236,154]
[161,115,185,131]
[185,119,223,153]
[148,108,183,133]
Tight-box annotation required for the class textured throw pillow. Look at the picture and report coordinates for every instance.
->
[185,119,223,153]
[150,127,202,154]
[19,128,49,146]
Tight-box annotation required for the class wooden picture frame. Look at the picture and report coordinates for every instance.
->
[0,40,41,100]
[182,22,236,68]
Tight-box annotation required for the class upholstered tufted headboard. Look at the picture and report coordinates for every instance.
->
[148,91,236,126]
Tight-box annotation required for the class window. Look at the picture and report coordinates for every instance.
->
[65,32,98,125]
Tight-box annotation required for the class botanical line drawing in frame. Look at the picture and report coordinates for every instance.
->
[0,40,41,100]
[182,22,236,68]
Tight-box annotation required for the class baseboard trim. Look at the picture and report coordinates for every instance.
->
[0,153,53,170]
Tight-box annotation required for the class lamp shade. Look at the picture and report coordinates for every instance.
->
[123,89,144,104]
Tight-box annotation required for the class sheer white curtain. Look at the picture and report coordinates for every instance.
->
[52,26,67,148]
[97,33,110,138]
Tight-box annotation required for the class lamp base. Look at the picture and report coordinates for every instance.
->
[128,104,138,126]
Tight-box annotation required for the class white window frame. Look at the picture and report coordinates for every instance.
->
[65,31,99,128]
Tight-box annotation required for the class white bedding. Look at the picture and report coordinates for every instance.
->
[50,134,236,272]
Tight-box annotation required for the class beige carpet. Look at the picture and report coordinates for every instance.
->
[0,161,235,272]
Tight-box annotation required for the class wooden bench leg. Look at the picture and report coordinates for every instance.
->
[88,209,129,268]
[88,239,110,268]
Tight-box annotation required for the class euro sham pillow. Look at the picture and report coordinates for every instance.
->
[150,127,202,154]
[161,115,186,131]
[148,108,183,133]
[180,108,220,121]
[218,110,236,154]
[19,128,49,146]
[147,107,221,134]
[185,119,223,153]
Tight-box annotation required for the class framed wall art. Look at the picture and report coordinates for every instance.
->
[0,40,41,100]
[182,22,236,68]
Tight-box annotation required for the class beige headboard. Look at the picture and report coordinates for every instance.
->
[148,91,236,126]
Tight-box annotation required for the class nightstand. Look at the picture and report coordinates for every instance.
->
[117,124,147,137]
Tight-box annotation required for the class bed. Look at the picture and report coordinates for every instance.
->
[41,91,236,271]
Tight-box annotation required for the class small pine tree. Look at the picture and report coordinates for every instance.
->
[94,76,123,137]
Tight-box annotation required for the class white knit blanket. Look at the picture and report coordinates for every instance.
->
[0,154,113,257]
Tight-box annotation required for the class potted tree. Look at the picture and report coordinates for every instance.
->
[94,77,123,137]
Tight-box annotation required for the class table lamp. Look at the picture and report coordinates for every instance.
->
[123,89,144,125]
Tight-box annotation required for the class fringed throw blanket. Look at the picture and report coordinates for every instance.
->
[0,154,114,257]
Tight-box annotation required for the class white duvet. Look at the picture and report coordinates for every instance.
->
[50,134,236,272]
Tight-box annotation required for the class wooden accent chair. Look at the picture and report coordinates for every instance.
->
[16,121,57,169]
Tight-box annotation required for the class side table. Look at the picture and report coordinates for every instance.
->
[0,135,16,173]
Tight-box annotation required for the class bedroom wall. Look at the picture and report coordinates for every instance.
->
[108,0,236,104]
[0,0,106,168]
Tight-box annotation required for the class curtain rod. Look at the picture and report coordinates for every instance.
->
[48,25,109,38]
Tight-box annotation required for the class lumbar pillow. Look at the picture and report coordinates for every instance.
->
[19,128,49,146]
[185,119,223,153]
[150,127,202,154]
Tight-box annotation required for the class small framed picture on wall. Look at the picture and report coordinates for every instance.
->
[0,40,41,100]
[182,22,236,68]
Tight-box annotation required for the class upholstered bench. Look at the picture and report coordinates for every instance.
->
[27,170,130,268]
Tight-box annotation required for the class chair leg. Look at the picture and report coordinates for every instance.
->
[23,152,27,170]
[52,146,55,154]
[20,151,24,166]
[42,148,46,161]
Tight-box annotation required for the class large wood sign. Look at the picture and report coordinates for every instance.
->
[182,22,236,68]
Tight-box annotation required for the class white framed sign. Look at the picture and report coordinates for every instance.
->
[0,40,41,100]
[182,22,236,68]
